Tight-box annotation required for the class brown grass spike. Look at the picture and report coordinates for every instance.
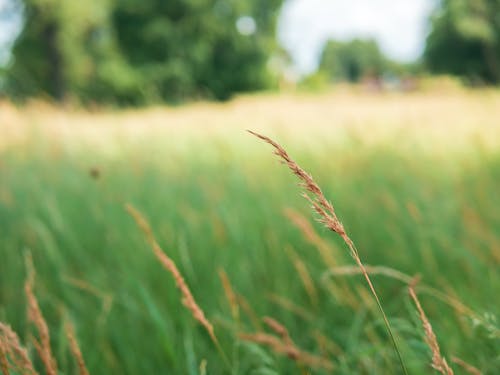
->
[24,253,57,375]
[65,322,90,375]
[0,322,38,375]
[262,316,292,344]
[218,269,239,321]
[0,337,9,375]
[240,317,334,371]
[451,356,481,375]
[408,283,454,375]
[248,130,408,374]
[125,204,217,345]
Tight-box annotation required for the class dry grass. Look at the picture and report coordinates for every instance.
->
[285,246,319,307]
[218,269,239,321]
[249,130,408,374]
[451,356,482,375]
[284,208,338,267]
[1,257,90,375]
[24,254,57,375]
[408,281,454,375]
[125,203,218,345]
[0,323,38,375]
[0,337,8,375]
[239,316,334,371]
[65,322,89,375]
[2,90,500,156]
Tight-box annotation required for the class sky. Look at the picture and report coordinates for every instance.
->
[0,0,436,73]
[278,0,436,74]
[0,0,22,64]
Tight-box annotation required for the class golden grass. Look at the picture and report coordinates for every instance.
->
[239,316,334,371]
[125,204,217,345]
[24,254,57,375]
[285,246,318,307]
[408,280,454,375]
[0,255,91,375]
[451,356,482,375]
[0,343,7,375]
[218,269,239,322]
[2,89,500,156]
[0,323,38,375]
[64,322,89,375]
[249,130,408,374]
[284,208,338,267]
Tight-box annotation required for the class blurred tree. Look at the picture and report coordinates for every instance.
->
[424,0,500,84]
[4,0,283,105]
[318,38,387,83]
[5,0,122,102]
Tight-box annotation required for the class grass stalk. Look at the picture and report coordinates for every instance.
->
[125,203,230,368]
[249,130,408,374]
[24,253,57,375]
[408,281,454,375]
[64,322,89,375]
[0,323,38,375]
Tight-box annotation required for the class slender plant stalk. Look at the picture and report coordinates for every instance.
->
[323,264,480,320]
[65,322,90,375]
[0,340,9,375]
[249,130,408,374]
[24,253,58,375]
[409,283,454,375]
[0,322,38,375]
[451,356,481,375]
[125,203,230,368]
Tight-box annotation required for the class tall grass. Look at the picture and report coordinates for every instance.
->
[0,90,499,373]
[248,130,407,373]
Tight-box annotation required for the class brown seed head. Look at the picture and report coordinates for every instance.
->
[409,283,454,375]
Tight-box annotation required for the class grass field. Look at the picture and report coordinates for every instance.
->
[1,88,499,374]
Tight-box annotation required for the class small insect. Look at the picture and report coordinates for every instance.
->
[89,167,100,180]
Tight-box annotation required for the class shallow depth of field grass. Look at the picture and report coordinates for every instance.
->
[1,88,499,374]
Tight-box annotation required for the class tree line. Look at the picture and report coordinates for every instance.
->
[1,0,499,106]
[2,0,283,105]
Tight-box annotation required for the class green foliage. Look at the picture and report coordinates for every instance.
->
[318,39,387,83]
[237,343,279,375]
[4,0,283,104]
[424,0,500,84]
[1,121,499,373]
[296,70,330,91]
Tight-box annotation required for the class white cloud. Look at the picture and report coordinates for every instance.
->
[278,0,436,74]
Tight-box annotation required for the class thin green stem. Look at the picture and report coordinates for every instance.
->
[348,242,408,375]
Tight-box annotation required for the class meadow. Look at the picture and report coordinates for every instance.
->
[0,87,499,374]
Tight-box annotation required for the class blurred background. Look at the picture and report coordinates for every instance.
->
[1,1,499,375]
[0,0,499,104]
